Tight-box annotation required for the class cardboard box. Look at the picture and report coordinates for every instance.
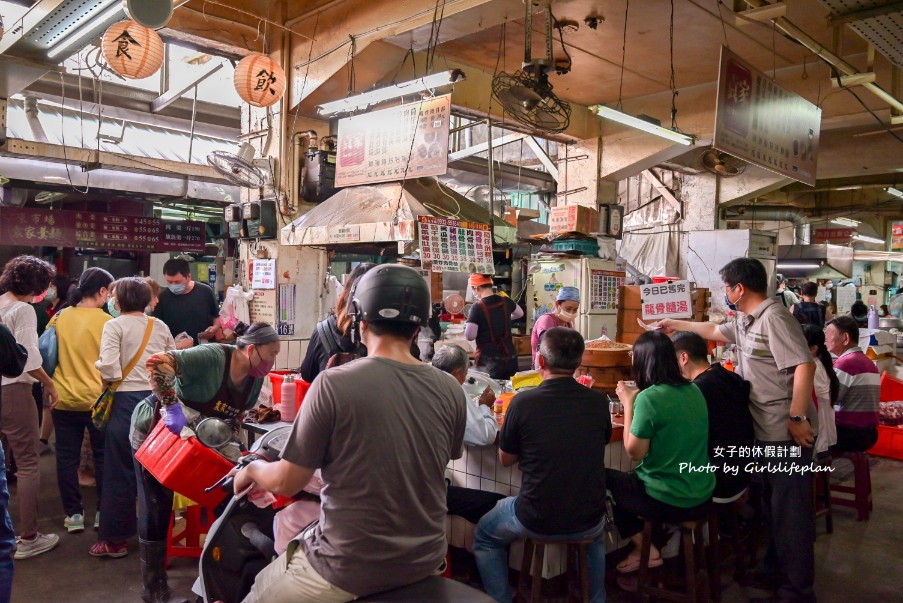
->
[549,205,600,235]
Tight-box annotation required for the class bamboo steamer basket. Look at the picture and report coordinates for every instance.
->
[576,344,633,393]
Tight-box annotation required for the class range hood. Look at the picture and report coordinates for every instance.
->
[777,244,853,279]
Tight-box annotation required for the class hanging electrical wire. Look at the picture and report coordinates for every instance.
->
[616,0,629,110]
[668,0,684,133]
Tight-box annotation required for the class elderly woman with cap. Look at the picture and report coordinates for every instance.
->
[466,274,524,380]
[129,322,281,603]
[531,286,580,368]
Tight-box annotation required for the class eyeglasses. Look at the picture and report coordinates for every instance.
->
[724,283,739,292]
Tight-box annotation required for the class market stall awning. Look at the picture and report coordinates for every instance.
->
[280,177,516,246]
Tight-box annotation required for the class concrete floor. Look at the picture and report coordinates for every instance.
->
[8,452,903,602]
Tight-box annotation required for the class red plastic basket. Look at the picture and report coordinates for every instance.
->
[268,372,311,409]
[651,276,680,284]
[880,371,903,402]
[135,422,235,510]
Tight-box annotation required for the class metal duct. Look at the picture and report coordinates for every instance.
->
[723,206,810,244]
[23,96,48,143]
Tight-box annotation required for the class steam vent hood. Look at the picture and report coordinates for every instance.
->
[777,244,853,279]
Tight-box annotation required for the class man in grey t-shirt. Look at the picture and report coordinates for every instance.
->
[234,265,466,602]
[660,258,817,603]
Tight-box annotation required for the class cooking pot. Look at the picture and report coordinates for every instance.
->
[878,317,903,330]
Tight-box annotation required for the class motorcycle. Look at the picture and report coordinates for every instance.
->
[192,419,294,603]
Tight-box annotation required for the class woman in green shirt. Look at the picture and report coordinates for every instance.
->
[608,330,714,574]
[130,322,281,603]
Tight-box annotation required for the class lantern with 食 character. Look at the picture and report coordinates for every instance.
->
[101,20,164,79]
[233,53,286,107]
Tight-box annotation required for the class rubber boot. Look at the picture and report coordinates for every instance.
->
[139,539,188,603]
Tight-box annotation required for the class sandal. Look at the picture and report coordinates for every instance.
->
[89,541,128,558]
[616,553,663,574]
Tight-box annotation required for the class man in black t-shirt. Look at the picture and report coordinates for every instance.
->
[474,327,610,603]
[465,274,523,380]
[152,258,220,346]
[673,332,755,501]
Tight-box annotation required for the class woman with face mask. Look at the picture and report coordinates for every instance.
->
[129,322,281,603]
[530,286,581,369]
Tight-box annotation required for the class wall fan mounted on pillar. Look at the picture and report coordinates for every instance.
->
[700,149,746,177]
[492,1,571,133]
[206,143,270,190]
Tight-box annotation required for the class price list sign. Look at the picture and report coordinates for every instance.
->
[589,270,626,310]
[160,220,206,253]
[74,214,162,250]
[0,207,76,246]
[418,215,493,274]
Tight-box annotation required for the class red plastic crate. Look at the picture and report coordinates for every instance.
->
[268,371,311,409]
[869,425,903,461]
[135,422,235,510]
[880,371,903,402]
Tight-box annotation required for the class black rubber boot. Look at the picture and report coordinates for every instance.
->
[139,539,188,603]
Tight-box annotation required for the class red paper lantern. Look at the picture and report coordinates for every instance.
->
[101,20,164,79]
[233,53,286,108]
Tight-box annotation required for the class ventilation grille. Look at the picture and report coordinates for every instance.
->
[818,0,903,68]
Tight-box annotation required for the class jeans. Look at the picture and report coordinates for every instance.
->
[474,497,606,603]
[135,454,173,543]
[757,440,816,603]
[99,391,147,542]
[0,442,15,603]
[52,409,104,517]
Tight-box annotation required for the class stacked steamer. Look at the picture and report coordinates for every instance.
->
[576,339,633,393]
[616,285,709,345]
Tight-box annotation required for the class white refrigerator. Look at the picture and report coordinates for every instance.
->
[528,258,625,340]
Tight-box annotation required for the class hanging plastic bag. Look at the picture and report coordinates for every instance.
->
[220,285,253,330]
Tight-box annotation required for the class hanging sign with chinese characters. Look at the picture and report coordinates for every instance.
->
[813,227,854,245]
[334,95,450,187]
[640,280,693,320]
[714,46,821,187]
[417,215,493,274]
[251,258,277,290]
[892,222,903,252]
[0,207,76,246]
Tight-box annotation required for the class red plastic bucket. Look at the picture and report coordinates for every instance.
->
[651,276,680,284]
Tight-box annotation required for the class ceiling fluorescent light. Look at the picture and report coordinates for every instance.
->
[887,187,903,200]
[830,217,860,227]
[852,234,886,245]
[46,0,121,60]
[589,105,695,146]
[776,263,821,270]
[317,69,465,115]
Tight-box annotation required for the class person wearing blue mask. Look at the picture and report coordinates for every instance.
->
[530,286,580,368]
[152,258,220,348]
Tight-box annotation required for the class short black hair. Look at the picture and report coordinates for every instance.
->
[632,330,688,390]
[719,258,767,294]
[800,282,819,297]
[671,331,709,363]
[850,300,867,319]
[830,315,859,344]
[365,320,420,341]
[537,327,584,374]
[162,258,191,277]
[113,277,152,313]
[0,255,55,296]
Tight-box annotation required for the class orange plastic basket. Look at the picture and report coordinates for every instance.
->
[135,422,235,510]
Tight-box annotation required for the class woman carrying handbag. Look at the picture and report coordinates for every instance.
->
[91,278,174,558]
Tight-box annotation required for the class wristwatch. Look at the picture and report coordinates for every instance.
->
[789,415,808,423]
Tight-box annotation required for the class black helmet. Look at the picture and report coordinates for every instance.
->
[350,264,430,326]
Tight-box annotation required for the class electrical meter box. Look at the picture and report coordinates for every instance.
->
[224,205,242,222]
[242,199,277,239]
[227,221,244,239]
[302,150,337,202]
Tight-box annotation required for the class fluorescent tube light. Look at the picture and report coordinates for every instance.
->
[589,105,695,146]
[317,70,465,115]
[47,0,121,60]
[852,234,886,245]
[776,263,821,270]
[830,217,860,227]
[887,187,903,200]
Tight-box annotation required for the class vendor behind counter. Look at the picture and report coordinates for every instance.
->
[530,286,580,368]
[465,274,524,380]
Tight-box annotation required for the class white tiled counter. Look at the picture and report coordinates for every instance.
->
[446,420,635,578]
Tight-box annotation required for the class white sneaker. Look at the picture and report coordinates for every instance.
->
[14,533,59,559]
[64,513,85,533]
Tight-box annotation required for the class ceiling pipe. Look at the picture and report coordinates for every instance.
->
[23,96,48,144]
[723,205,811,244]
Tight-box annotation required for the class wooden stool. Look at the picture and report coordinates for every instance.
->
[637,518,710,603]
[829,451,872,521]
[707,493,752,602]
[517,538,594,603]
[166,505,212,567]
[813,457,834,535]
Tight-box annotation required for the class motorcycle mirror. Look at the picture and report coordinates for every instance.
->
[196,418,233,450]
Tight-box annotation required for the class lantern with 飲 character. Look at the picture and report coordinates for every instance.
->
[233,53,286,107]
[101,20,164,79]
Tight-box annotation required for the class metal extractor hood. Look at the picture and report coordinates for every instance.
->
[777,244,854,279]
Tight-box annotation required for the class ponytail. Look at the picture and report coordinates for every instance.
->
[68,267,114,306]
[802,324,840,405]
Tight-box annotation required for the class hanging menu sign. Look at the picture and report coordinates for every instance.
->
[589,270,626,310]
[335,95,450,187]
[0,207,205,252]
[892,222,903,252]
[715,46,821,186]
[417,215,493,274]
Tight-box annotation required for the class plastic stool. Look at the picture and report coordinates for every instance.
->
[517,538,593,603]
[829,451,872,522]
[166,504,212,568]
[637,518,710,603]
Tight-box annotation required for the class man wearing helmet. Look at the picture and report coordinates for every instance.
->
[465,274,524,380]
[234,264,467,603]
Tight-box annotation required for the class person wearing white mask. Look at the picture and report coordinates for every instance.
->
[530,286,580,368]
[152,258,220,348]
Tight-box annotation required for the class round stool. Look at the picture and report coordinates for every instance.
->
[517,538,594,603]
[636,518,710,603]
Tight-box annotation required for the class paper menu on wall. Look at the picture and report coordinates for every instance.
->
[251,259,276,290]
[836,286,856,315]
